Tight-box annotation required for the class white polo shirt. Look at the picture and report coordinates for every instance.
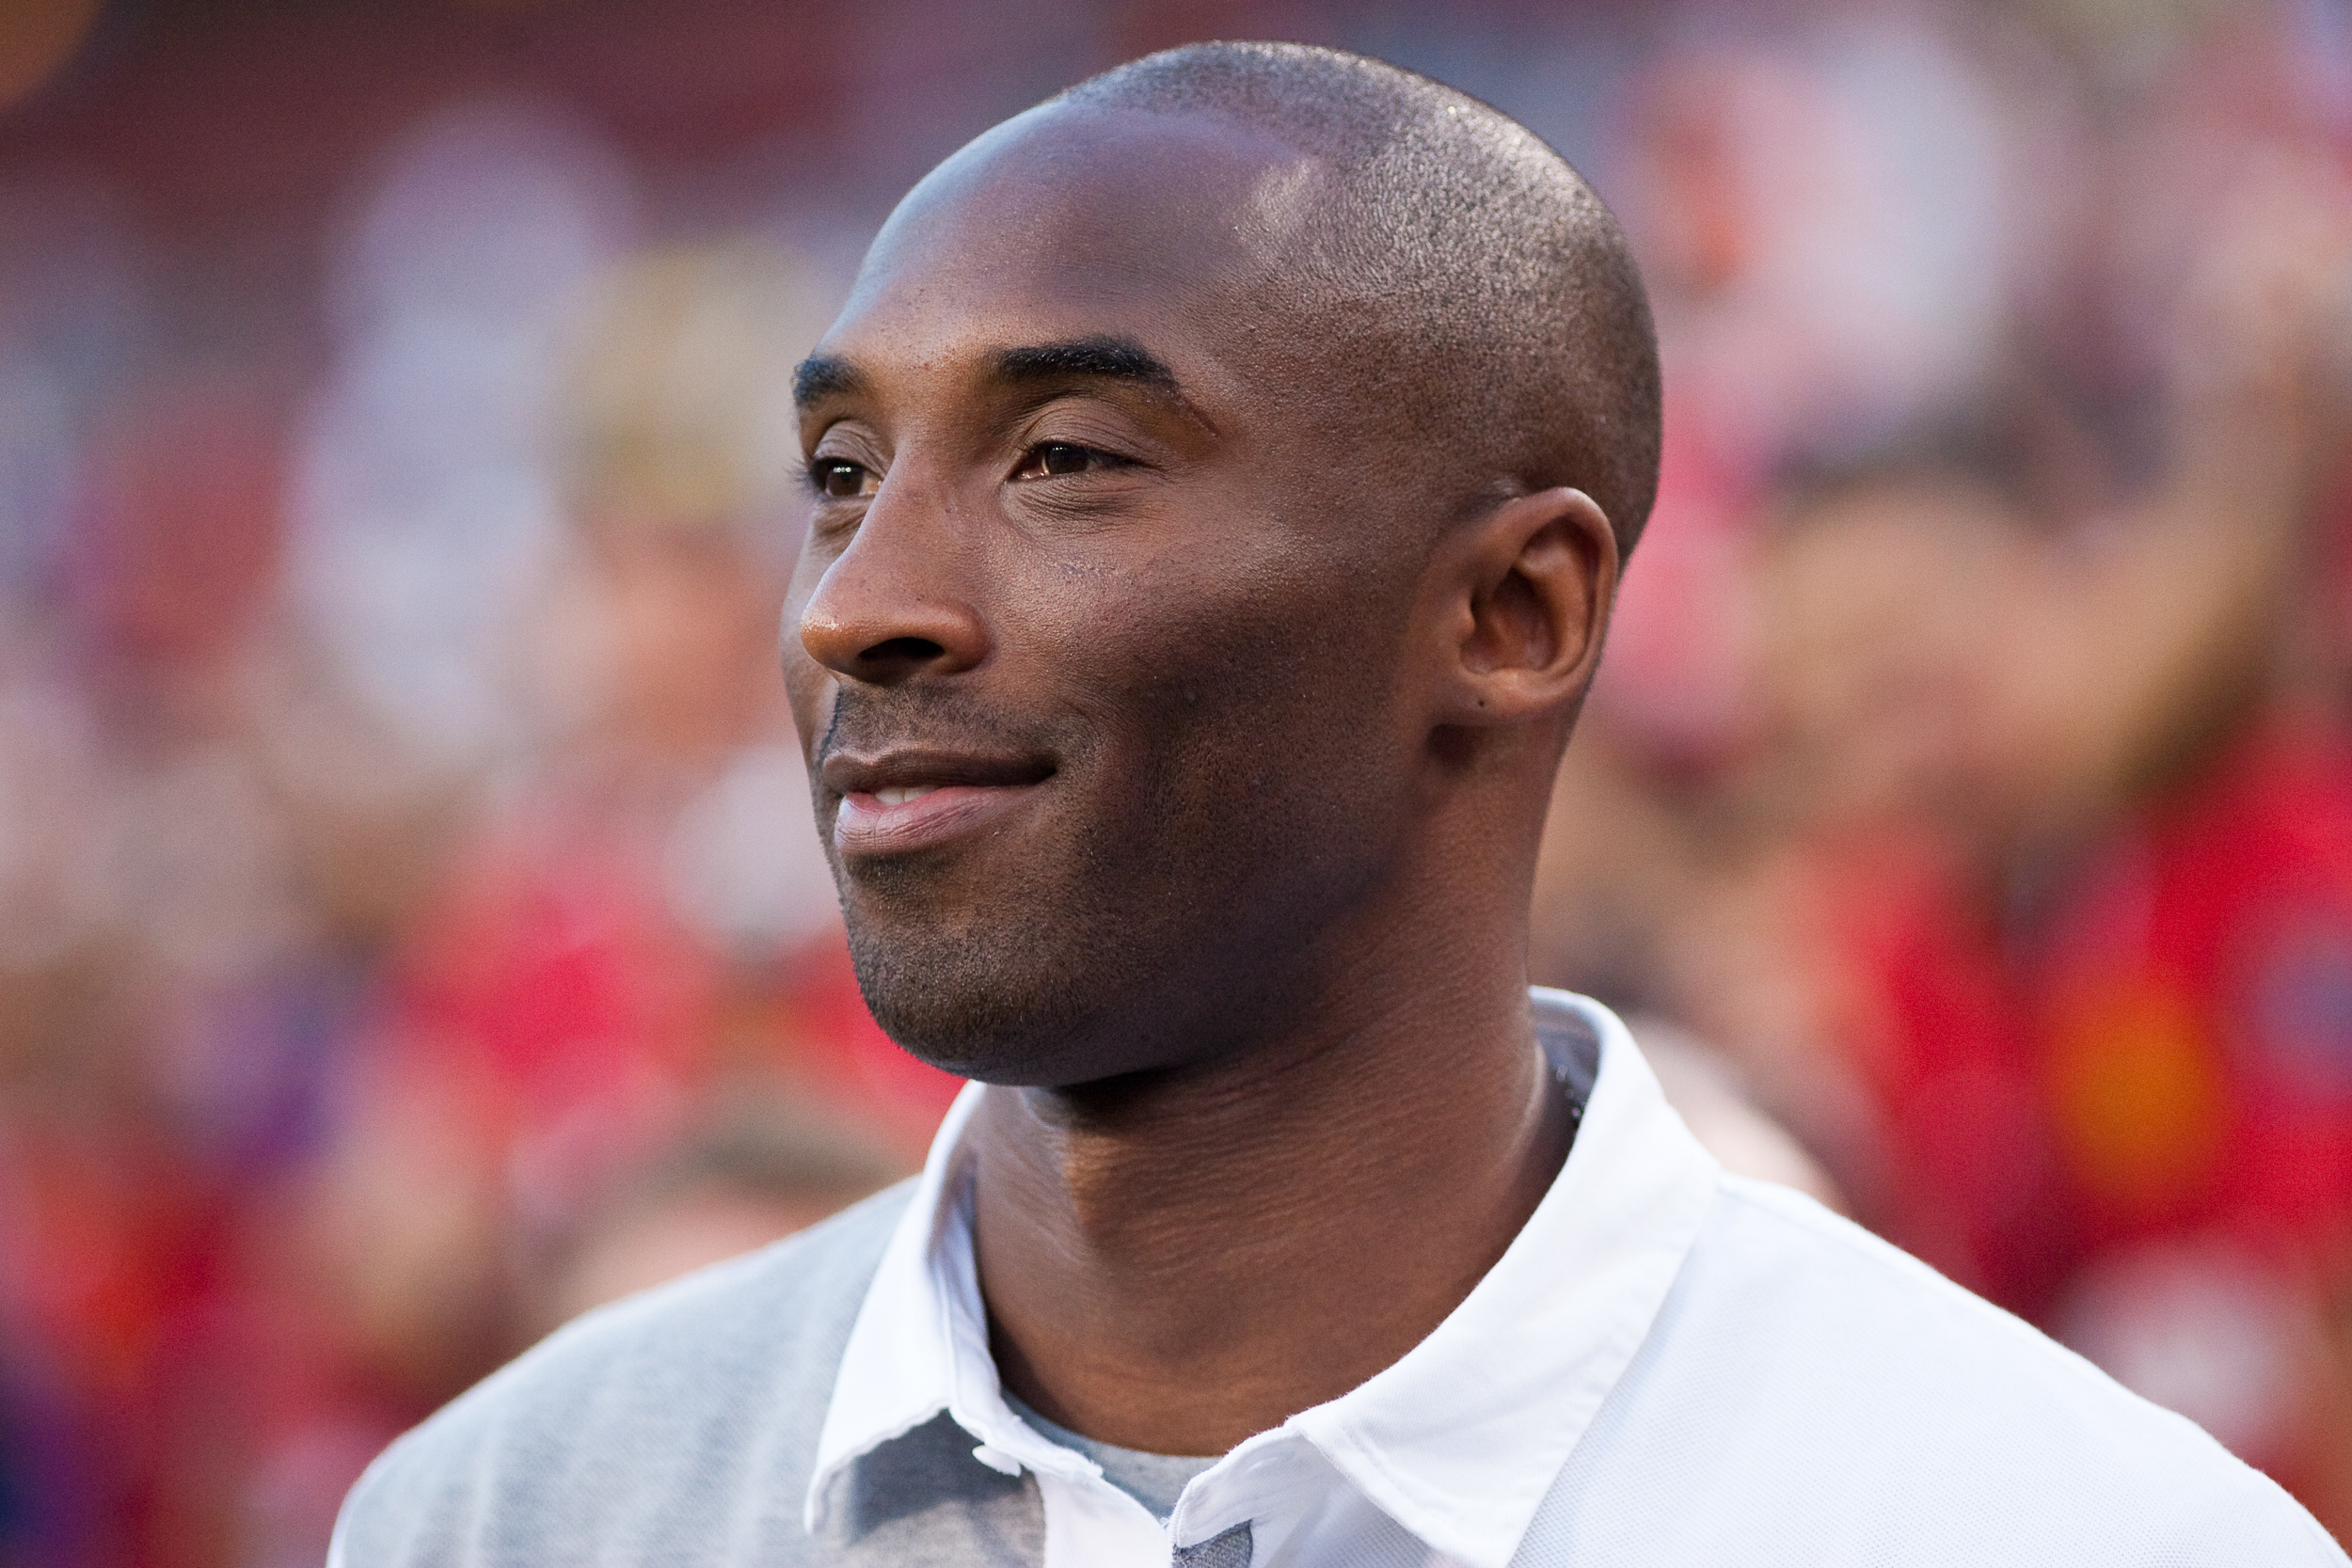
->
[329,990,2345,1567]
[803,990,2342,1567]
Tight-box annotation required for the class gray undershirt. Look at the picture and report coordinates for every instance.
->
[1000,1393,1218,1522]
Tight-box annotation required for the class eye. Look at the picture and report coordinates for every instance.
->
[1013,442,1127,480]
[808,457,878,499]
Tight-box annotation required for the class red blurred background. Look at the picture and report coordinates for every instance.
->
[0,0,2348,1562]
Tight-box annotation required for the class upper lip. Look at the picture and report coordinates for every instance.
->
[819,747,1056,797]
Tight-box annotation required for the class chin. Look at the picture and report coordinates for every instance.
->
[844,915,1186,1089]
[850,924,1084,1085]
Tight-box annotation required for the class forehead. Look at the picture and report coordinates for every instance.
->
[816,106,1322,380]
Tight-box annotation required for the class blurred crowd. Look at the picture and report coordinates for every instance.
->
[1534,0,2352,1536]
[0,0,2348,1562]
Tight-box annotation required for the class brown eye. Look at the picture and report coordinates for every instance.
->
[1017,442,1130,481]
[813,459,873,499]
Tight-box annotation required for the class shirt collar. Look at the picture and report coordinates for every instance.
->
[805,990,1721,1568]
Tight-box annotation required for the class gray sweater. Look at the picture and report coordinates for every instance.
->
[329,1183,1045,1567]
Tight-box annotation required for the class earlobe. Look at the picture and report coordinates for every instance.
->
[1443,487,1616,727]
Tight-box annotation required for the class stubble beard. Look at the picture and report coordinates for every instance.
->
[835,765,1395,1092]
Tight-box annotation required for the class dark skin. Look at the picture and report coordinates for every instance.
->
[786,104,1619,1455]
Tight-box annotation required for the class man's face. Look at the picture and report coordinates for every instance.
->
[785,108,1438,1087]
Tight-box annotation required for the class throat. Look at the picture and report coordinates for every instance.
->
[967,1012,1575,1456]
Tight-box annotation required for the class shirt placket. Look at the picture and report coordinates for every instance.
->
[1033,1463,1180,1568]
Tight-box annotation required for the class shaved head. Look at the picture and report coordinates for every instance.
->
[1056,41,1661,553]
[787,42,1651,1082]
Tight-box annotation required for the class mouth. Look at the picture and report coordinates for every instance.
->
[822,749,1055,859]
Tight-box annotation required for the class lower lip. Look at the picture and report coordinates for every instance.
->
[833,784,1039,857]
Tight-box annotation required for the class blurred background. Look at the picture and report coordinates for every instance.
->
[0,0,2347,1560]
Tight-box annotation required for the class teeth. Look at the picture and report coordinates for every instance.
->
[874,785,942,807]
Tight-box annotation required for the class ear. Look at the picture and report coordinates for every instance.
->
[1432,486,1618,728]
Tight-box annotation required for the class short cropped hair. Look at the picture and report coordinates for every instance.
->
[1057,42,1662,554]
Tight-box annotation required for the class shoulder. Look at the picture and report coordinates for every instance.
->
[329,1181,916,1568]
[1541,1175,2344,1565]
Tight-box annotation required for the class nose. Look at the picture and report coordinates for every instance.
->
[797,487,987,687]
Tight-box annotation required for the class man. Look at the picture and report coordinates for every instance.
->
[330,42,2344,1567]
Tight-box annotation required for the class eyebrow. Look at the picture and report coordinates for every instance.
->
[792,354,866,408]
[791,335,1196,418]
[991,336,1180,394]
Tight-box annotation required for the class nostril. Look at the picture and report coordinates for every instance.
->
[858,636,946,668]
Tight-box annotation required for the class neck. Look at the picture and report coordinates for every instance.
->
[969,898,1570,1456]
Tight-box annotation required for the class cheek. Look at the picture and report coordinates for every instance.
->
[777,578,833,754]
[1039,555,1407,827]
[782,662,832,763]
